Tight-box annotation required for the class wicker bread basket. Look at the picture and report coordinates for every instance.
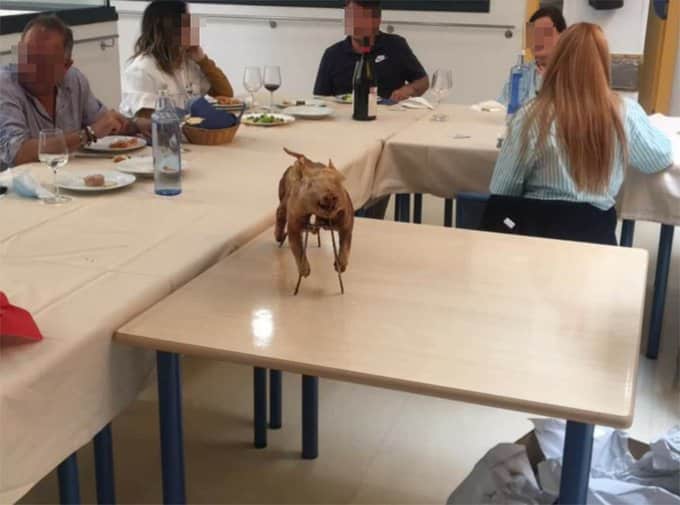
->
[182,123,240,145]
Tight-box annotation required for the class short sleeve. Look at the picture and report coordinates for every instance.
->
[313,48,334,96]
[397,37,427,83]
[624,99,673,174]
[73,68,106,125]
[120,63,160,117]
[0,95,29,169]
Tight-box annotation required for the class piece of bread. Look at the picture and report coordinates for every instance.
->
[215,96,241,105]
[84,174,105,187]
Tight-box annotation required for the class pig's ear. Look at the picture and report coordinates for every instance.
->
[328,159,337,171]
[284,147,306,161]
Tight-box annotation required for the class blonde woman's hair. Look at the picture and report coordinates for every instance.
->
[522,22,627,193]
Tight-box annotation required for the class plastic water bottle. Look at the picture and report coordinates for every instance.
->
[498,51,526,148]
[152,86,182,196]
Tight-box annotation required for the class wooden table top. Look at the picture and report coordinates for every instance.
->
[116,219,648,428]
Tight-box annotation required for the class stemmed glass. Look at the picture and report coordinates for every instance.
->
[38,128,70,204]
[430,68,453,122]
[263,65,282,111]
[243,66,263,110]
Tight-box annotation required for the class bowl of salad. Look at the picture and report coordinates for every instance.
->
[241,113,296,127]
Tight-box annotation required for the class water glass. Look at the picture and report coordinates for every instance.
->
[243,66,263,110]
[38,128,70,204]
[431,68,453,122]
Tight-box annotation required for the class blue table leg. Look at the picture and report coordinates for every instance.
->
[559,421,594,504]
[414,194,423,224]
[302,375,318,460]
[157,351,186,505]
[269,369,282,429]
[647,224,675,359]
[620,219,635,247]
[253,367,267,448]
[93,423,116,504]
[444,199,454,228]
[57,453,81,505]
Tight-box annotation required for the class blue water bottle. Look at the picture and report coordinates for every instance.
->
[152,85,182,196]
[507,50,526,121]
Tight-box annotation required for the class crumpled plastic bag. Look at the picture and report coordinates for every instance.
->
[447,420,680,504]
[446,443,556,504]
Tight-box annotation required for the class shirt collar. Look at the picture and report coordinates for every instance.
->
[343,31,386,54]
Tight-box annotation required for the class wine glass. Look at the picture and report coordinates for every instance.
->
[38,128,70,204]
[243,66,263,110]
[430,68,453,122]
[263,66,282,111]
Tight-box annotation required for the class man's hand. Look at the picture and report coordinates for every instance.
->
[186,46,206,63]
[390,85,414,102]
[90,110,124,139]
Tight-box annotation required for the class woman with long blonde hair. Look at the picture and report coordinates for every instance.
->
[488,23,672,244]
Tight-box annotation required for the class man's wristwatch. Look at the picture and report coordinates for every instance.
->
[85,126,97,145]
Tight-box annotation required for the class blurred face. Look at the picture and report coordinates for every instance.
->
[18,26,72,96]
[528,16,561,68]
[180,13,200,49]
[345,2,381,49]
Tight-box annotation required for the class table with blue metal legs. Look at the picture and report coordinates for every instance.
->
[155,350,596,505]
[620,219,676,359]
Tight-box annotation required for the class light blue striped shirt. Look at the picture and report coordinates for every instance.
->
[498,60,542,108]
[490,97,673,211]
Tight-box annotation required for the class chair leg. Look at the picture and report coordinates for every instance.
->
[647,224,675,359]
[93,424,116,504]
[559,421,594,504]
[302,375,319,460]
[269,369,282,429]
[253,367,267,448]
[57,453,81,505]
[620,219,635,247]
[444,199,454,228]
[414,194,423,224]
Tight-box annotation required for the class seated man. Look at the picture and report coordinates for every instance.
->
[314,0,429,102]
[498,6,567,107]
[0,15,148,169]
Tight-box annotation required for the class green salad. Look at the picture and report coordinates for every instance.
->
[339,94,352,102]
[249,114,285,124]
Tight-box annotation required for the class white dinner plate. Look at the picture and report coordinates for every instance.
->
[241,113,296,127]
[57,169,136,192]
[114,156,190,177]
[282,105,334,120]
[83,135,147,153]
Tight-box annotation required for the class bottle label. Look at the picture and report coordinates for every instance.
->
[368,86,378,117]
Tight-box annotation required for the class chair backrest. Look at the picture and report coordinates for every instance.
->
[454,192,490,230]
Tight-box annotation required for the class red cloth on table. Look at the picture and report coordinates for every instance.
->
[0,291,43,345]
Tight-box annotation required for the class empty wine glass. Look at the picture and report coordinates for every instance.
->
[263,65,282,111]
[243,66,263,110]
[430,68,453,122]
[38,128,70,204]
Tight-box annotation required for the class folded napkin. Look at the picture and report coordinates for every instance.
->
[0,292,43,345]
[401,96,434,110]
[471,100,505,113]
[189,97,239,130]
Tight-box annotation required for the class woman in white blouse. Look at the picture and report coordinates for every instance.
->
[120,0,233,119]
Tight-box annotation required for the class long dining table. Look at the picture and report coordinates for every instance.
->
[1,100,677,503]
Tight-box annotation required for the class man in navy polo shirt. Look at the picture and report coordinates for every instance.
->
[314,0,429,102]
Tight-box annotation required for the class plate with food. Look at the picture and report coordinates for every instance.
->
[282,105,334,120]
[57,169,136,192]
[212,96,248,112]
[334,94,353,104]
[241,113,295,127]
[114,155,190,176]
[280,98,327,108]
[84,135,146,153]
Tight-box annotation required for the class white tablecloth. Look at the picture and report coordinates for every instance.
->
[377,105,680,226]
[0,105,428,502]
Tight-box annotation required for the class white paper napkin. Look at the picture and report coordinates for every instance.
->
[471,100,505,112]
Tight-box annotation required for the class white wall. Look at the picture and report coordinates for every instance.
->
[112,0,526,105]
[563,0,650,54]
